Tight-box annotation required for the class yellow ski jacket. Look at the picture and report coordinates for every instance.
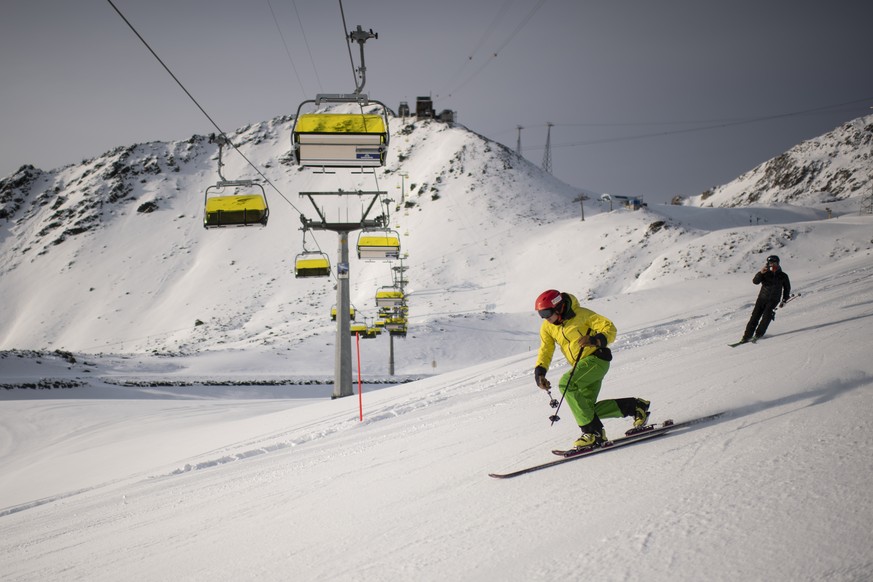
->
[535,293,617,371]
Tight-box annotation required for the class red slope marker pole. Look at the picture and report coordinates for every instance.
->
[356,332,363,421]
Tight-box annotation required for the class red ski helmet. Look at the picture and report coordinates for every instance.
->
[535,289,563,318]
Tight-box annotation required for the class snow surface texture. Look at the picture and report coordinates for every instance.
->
[1,114,873,581]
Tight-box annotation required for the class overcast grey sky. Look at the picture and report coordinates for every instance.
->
[2,0,872,203]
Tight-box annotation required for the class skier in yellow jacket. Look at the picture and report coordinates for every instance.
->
[533,289,651,449]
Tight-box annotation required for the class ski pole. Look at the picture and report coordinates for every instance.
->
[546,389,561,423]
[778,292,800,308]
[548,341,588,426]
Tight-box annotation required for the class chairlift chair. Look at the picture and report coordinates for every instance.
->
[357,229,401,261]
[331,305,357,321]
[295,228,331,278]
[386,314,408,337]
[294,251,331,278]
[350,322,369,336]
[291,96,390,169]
[375,286,404,308]
[384,315,408,332]
[203,180,269,228]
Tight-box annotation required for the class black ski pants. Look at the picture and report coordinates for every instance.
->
[744,296,780,339]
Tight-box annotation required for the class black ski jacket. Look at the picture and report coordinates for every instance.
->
[753,269,791,304]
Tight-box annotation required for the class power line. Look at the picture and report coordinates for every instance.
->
[437,0,547,100]
[509,97,873,152]
[441,0,516,93]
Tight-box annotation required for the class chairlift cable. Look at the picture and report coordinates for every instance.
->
[338,0,358,87]
[105,0,305,216]
[290,0,324,94]
[266,0,308,98]
[439,0,547,100]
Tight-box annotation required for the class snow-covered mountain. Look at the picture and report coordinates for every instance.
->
[688,113,872,207]
[0,113,585,360]
[0,112,869,377]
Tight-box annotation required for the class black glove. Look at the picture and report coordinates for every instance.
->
[534,366,549,390]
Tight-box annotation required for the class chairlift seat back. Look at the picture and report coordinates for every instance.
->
[294,256,331,278]
[358,234,401,260]
[375,289,404,307]
[331,306,357,321]
[294,113,387,167]
[204,194,268,228]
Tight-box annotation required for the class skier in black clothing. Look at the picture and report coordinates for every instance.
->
[740,255,791,343]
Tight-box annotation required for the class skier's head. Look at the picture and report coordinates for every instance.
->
[766,255,780,265]
[535,289,564,321]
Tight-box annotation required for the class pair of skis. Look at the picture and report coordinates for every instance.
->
[729,337,759,348]
[488,412,724,479]
[729,293,800,347]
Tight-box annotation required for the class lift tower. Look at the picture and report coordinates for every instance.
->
[300,190,388,398]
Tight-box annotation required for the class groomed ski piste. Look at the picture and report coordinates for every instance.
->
[2,197,872,581]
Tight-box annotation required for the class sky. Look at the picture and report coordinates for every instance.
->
[2,201,872,580]
[2,0,872,204]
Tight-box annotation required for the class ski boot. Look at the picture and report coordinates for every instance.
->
[633,398,651,427]
[573,430,606,450]
[574,419,606,450]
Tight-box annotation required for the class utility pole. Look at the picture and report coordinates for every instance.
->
[542,122,553,174]
[573,193,587,221]
[398,172,409,207]
[516,125,523,155]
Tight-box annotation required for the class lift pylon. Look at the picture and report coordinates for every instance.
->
[298,190,391,398]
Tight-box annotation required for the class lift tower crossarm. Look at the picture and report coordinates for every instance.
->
[299,191,387,230]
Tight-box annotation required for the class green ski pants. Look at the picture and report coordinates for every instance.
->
[558,356,623,427]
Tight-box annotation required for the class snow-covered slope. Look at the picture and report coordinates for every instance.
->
[688,113,872,207]
[1,221,871,581]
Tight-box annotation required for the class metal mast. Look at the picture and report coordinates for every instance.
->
[299,191,387,398]
[542,122,553,174]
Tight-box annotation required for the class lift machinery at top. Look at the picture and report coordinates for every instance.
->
[291,26,390,170]
[203,134,269,228]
